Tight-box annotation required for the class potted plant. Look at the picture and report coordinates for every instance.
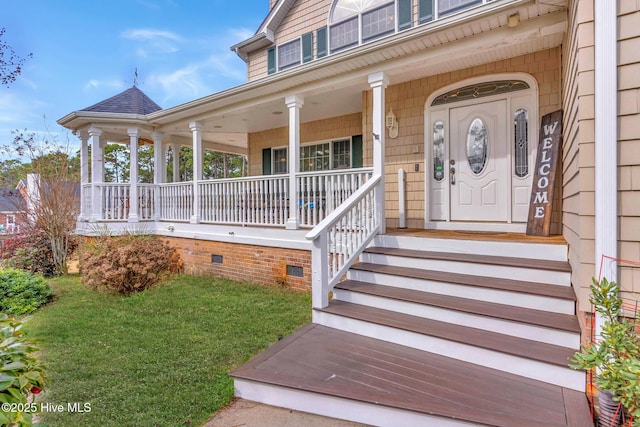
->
[569,277,640,427]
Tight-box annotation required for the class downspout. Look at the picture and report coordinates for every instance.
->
[594,0,617,337]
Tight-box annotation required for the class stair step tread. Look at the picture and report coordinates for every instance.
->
[351,262,577,300]
[335,279,581,333]
[232,324,590,427]
[364,246,571,272]
[316,300,576,367]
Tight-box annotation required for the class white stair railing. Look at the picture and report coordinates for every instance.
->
[297,168,373,227]
[305,174,382,309]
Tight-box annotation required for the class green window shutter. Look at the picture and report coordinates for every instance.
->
[262,148,272,175]
[316,27,327,58]
[398,0,413,31]
[419,0,434,24]
[302,32,313,63]
[351,135,363,168]
[267,47,276,75]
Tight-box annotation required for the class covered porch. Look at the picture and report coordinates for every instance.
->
[79,168,372,228]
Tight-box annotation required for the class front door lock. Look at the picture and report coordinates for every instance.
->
[450,166,456,185]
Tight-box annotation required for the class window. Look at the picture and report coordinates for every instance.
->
[330,17,359,52]
[329,0,397,53]
[432,121,445,181]
[273,147,288,174]
[278,39,301,71]
[333,139,351,169]
[362,3,396,42]
[514,109,529,177]
[268,139,355,175]
[300,143,330,172]
[300,140,352,172]
[466,118,488,175]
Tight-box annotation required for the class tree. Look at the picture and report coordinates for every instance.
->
[2,129,79,275]
[0,28,32,87]
[104,144,129,183]
[0,159,29,188]
[138,145,154,183]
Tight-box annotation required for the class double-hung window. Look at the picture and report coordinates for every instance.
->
[273,147,288,174]
[264,138,360,175]
[278,39,301,71]
[330,0,398,53]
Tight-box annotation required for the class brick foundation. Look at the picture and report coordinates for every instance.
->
[164,236,312,291]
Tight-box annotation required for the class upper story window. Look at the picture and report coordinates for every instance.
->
[329,0,397,53]
[278,39,301,71]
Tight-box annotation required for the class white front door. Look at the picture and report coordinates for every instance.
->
[449,100,509,222]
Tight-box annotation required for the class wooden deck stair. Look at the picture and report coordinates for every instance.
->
[231,233,591,426]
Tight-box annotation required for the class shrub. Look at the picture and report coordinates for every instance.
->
[82,234,183,295]
[0,314,47,427]
[0,269,53,316]
[1,229,77,277]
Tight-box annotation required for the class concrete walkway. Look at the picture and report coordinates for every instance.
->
[203,398,369,427]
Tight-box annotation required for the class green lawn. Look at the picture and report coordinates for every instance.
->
[25,274,311,427]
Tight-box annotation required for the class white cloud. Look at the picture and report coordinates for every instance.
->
[121,28,184,57]
[121,29,183,42]
[83,79,126,92]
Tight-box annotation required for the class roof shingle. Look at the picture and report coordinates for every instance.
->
[80,86,162,115]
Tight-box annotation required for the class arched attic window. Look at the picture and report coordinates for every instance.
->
[329,0,412,53]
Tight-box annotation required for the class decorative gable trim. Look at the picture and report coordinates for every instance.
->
[230,0,297,62]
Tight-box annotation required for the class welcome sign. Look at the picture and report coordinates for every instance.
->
[526,110,563,236]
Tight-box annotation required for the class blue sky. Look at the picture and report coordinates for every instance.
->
[1,0,269,157]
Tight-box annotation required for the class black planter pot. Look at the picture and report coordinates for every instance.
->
[598,389,622,427]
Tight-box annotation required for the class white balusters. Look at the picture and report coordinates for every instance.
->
[306,174,382,309]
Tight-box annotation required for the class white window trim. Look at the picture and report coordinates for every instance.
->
[272,137,354,174]
[301,137,353,172]
[272,146,288,174]
[277,38,302,71]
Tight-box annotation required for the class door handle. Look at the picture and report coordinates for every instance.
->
[450,166,456,185]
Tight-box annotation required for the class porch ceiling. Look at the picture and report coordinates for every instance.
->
[149,0,567,144]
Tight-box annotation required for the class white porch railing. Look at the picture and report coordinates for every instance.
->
[199,175,289,226]
[137,184,155,220]
[100,183,131,220]
[158,182,193,222]
[83,168,373,226]
[97,183,156,221]
[297,168,373,227]
[305,174,382,309]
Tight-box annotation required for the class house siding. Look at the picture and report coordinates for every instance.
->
[561,0,595,313]
[165,236,311,291]
[248,112,363,176]
[618,0,640,301]
[360,48,563,230]
[248,0,331,81]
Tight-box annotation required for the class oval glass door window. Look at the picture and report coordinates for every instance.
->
[467,118,488,174]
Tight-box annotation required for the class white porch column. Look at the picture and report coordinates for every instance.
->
[171,143,180,182]
[77,130,89,221]
[285,95,304,230]
[368,71,388,233]
[152,131,164,221]
[127,128,140,222]
[594,0,617,334]
[190,121,203,223]
[88,127,103,222]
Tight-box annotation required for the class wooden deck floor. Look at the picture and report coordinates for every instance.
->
[231,324,591,427]
[385,228,567,244]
